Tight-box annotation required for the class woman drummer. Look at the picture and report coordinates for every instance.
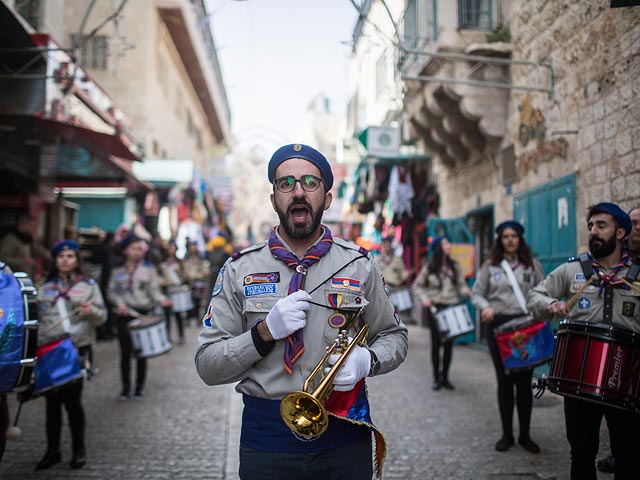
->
[157,240,187,344]
[412,236,471,391]
[107,234,171,400]
[35,240,107,470]
[471,220,545,453]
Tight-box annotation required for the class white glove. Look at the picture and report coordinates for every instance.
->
[329,342,371,392]
[265,290,312,340]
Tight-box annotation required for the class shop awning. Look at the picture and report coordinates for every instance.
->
[132,159,195,187]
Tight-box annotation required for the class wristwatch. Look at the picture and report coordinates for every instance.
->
[368,349,380,376]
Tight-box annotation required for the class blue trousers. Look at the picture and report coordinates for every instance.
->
[239,437,373,480]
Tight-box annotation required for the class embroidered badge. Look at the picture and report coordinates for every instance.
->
[578,297,591,310]
[42,289,57,297]
[328,312,347,329]
[212,267,225,297]
[492,273,501,282]
[331,277,361,291]
[203,305,213,328]
[622,301,636,317]
[244,272,280,285]
[575,273,586,281]
[523,273,531,283]
[244,283,277,297]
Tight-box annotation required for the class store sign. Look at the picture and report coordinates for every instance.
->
[366,125,401,158]
[450,243,476,278]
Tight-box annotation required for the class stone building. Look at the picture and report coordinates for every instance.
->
[351,0,639,273]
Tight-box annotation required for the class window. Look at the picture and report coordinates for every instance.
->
[403,0,436,50]
[376,51,389,99]
[15,0,41,30]
[458,0,494,30]
[71,35,109,70]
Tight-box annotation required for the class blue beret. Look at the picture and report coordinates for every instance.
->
[590,202,631,235]
[496,220,525,236]
[51,240,80,257]
[118,233,141,250]
[430,235,445,252]
[268,143,333,190]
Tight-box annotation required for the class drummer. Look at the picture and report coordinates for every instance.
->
[157,241,187,344]
[35,240,107,470]
[377,236,412,288]
[526,202,640,480]
[183,239,210,324]
[108,234,171,400]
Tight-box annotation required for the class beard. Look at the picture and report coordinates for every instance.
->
[275,198,323,240]
[589,232,617,258]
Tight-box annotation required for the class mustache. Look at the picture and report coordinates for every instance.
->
[287,200,312,214]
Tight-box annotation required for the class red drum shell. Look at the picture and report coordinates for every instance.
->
[547,321,640,412]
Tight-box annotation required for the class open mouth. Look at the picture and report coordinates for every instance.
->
[289,204,310,224]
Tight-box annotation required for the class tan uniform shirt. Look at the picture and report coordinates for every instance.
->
[107,261,166,312]
[412,260,470,306]
[526,257,640,333]
[183,256,210,283]
[195,233,408,400]
[471,258,545,315]
[37,275,107,348]
[158,259,184,292]
[377,253,410,287]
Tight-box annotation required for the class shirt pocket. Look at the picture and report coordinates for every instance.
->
[242,296,282,329]
[618,289,640,321]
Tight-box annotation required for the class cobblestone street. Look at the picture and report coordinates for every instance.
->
[1,322,611,479]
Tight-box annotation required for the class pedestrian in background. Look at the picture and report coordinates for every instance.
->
[412,235,470,391]
[205,235,231,299]
[195,143,408,479]
[108,234,171,400]
[627,206,640,257]
[527,203,640,480]
[377,236,412,288]
[35,240,107,470]
[0,211,50,280]
[471,220,545,453]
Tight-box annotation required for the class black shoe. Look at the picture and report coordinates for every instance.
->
[70,448,86,469]
[36,451,61,470]
[495,434,515,452]
[134,387,144,400]
[597,453,615,473]
[441,380,455,390]
[431,381,442,391]
[518,435,540,453]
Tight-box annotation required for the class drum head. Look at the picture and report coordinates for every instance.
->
[128,316,163,329]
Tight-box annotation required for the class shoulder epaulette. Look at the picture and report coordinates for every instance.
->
[333,237,370,257]
[231,241,268,262]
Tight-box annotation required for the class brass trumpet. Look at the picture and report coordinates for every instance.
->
[279,323,369,438]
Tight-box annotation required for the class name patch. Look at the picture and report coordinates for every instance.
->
[244,283,277,297]
[244,272,280,285]
[622,301,636,317]
[575,273,586,281]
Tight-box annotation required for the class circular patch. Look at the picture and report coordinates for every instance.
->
[578,297,591,310]
[328,313,347,329]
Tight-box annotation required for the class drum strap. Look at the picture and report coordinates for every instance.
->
[578,253,599,285]
[624,256,640,283]
[500,260,528,314]
[603,283,614,324]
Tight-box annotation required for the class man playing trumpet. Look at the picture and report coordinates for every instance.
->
[195,144,408,479]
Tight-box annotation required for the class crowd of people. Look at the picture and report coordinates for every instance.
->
[1,141,639,479]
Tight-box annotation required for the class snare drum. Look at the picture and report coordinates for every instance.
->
[34,335,83,395]
[494,316,555,373]
[0,272,38,394]
[546,321,640,411]
[191,281,207,300]
[435,304,474,340]
[128,316,172,358]
[169,286,194,313]
[389,288,413,312]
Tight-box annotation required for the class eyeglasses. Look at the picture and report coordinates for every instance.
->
[274,175,325,193]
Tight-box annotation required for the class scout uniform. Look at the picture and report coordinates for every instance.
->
[377,252,409,287]
[196,230,408,461]
[526,256,640,332]
[412,259,471,306]
[183,252,210,320]
[108,260,167,398]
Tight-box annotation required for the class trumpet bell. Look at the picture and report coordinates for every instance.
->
[280,391,328,438]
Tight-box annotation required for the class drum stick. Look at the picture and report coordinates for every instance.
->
[621,278,640,295]
[43,298,97,333]
[5,401,23,441]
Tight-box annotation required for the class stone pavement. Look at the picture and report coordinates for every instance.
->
[1,322,611,479]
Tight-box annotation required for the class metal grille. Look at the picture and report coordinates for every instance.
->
[458,0,494,30]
